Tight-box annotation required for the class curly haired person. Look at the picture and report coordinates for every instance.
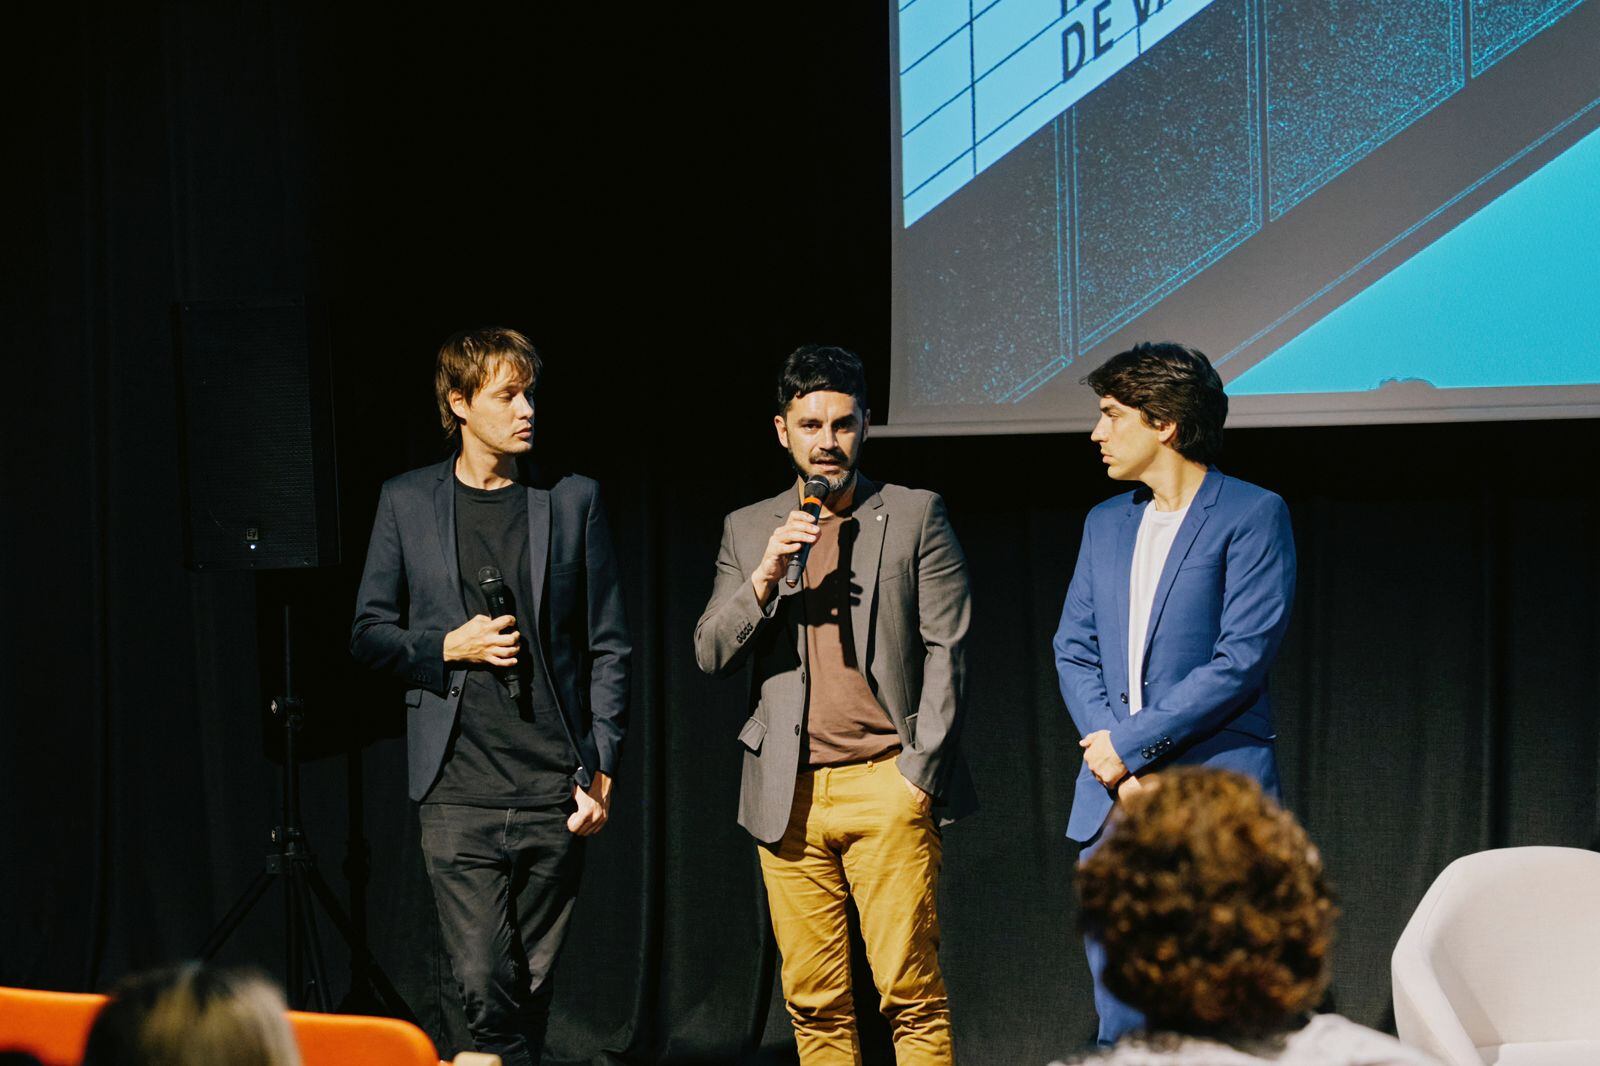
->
[1054,769,1438,1065]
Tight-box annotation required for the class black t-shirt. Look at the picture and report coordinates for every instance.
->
[423,478,576,807]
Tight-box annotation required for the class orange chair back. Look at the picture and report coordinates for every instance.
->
[0,986,106,1066]
[0,985,441,1066]
[289,1009,440,1066]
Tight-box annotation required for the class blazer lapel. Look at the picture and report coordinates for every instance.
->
[1111,495,1142,715]
[849,476,887,673]
[526,484,550,623]
[433,457,467,619]
[1140,469,1224,668]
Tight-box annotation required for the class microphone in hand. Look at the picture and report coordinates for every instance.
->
[476,565,522,699]
[785,474,835,588]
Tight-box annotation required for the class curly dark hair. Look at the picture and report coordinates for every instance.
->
[1084,342,1227,465]
[1077,769,1335,1040]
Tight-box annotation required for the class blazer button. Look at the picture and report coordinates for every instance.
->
[1119,692,1128,703]
[449,686,460,697]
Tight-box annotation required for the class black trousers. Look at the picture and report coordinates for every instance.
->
[418,802,583,1066]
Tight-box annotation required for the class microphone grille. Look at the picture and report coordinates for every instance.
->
[476,565,503,586]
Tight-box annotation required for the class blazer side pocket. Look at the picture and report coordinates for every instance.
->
[737,715,767,753]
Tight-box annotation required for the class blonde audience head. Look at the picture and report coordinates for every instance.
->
[82,962,300,1066]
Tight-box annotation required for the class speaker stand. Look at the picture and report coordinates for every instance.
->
[199,605,414,1023]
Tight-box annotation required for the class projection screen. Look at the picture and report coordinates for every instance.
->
[886,0,1600,434]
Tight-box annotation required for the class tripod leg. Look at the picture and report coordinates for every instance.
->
[286,861,304,1009]
[303,864,419,1024]
[200,869,277,960]
[293,869,333,1013]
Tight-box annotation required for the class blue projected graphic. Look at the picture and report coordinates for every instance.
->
[890,0,1600,428]
[1231,121,1600,395]
[1073,0,1258,348]
[898,0,1219,226]
[1266,0,1462,220]
[1474,0,1588,73]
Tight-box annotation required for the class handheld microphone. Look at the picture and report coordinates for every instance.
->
[785,475,834,588]
[476,565,522,699]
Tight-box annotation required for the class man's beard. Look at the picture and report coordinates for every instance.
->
[793,458,856,497]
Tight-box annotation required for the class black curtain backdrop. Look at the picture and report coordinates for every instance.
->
[4,4,1599,1065]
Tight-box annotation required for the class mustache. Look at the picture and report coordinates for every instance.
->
[806,467,856,495]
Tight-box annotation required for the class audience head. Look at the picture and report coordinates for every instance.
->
[82,962,300,1066]
[1077,769,1336,1041]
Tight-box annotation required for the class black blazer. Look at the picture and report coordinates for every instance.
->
[351,456,631,801]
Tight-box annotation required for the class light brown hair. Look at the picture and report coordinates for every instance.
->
[1078,769,1335,1039]
[434,327,542,437]
[82,962,300,1066]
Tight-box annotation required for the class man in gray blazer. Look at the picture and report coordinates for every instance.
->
[695,345,974,1065]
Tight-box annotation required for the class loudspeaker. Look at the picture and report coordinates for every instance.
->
[174,298,340,570]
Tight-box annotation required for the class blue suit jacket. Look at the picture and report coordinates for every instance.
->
[1053,469,1295,841]
[350,456,632,801]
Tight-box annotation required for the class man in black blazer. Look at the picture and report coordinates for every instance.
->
[351,327,630,1066]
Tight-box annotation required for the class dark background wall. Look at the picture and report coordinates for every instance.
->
[3,4,1598,1064]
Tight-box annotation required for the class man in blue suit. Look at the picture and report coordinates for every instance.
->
[351,328,630,1066]
[1053,342,1296,1045]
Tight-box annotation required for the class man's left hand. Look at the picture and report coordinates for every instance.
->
[899,772,933,815]
[1079,730,1127,788]
[568,772,612,836]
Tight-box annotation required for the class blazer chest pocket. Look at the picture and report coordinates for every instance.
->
[737,715,767,753]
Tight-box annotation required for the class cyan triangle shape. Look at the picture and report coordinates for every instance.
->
[1230,121,1600,396]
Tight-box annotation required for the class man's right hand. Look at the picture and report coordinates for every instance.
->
[751,510,820,606]
[443,614,519,665]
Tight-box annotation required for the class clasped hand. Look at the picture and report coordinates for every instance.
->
[1079,730,1128,789]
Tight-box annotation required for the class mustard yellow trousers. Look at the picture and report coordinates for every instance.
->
[757,758,953,1065]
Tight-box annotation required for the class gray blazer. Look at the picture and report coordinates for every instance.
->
[694,475,976,843]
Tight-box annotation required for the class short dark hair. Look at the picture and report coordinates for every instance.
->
[1077,769,1335,1040]
[776,345,868,415]
[1085,342,1226,465]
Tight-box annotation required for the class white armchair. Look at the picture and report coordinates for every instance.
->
[1392,846,1600,1065]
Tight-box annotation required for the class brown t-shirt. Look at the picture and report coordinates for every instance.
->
[801,508,901,767]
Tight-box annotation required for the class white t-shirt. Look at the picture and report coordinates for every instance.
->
[1049,1013,1441,1065]
[1127,501,1190,714]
